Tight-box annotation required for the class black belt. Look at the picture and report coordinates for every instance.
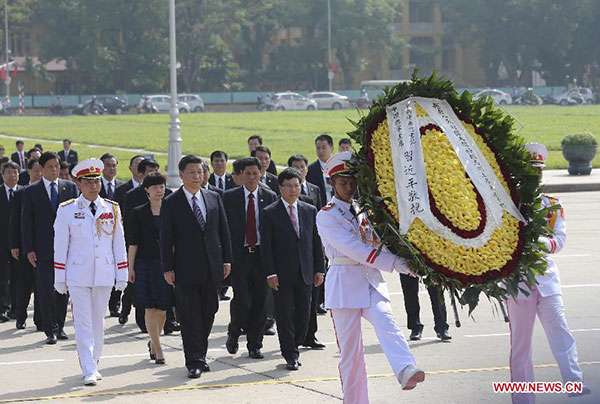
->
[243,245,260,254]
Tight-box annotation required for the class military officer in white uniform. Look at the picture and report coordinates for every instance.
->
[316,152,425,404]
[54,159,128,386]
[506,143,590,403]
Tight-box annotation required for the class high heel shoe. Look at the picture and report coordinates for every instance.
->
[155,358,165,365]
[148,341,156,360]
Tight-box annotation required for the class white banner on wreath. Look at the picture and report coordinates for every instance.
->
[386,97,525,238]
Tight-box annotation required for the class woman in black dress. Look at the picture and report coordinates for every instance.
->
[127,172,169,364]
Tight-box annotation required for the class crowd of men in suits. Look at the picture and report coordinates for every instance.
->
[0,133,450,377]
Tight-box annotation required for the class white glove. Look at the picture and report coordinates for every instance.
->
[394,257,417,277]
[115,281,128,291]
[54,282,68,294]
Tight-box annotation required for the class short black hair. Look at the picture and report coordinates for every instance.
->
[315,133,333,146]
[63,139,71,144]
[1,160,19,174]
[137,158,159,174]
[129,154,145,167]
[232,158,244,175]
[59,160,70,170]
[254,145,271,157]
[100,152,117,163]
[16,140,24,146]
[178,154,203,172]
[247,134,263,144]
[210,150,228,162]
[287,154,308,167]
[27,158,39,170]
[142,172,166,189]
[240,157,261,172]
[34,143,43,151]
[339,138,352,146]
[39,151,60,167]
[278,167,301,185]
[27,148,41,158]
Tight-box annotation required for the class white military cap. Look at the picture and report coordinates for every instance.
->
[323,151,355,178]
[524,142,547,167]
[72,158,104,179]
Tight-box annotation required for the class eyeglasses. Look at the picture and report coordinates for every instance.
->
[281,184,301,189]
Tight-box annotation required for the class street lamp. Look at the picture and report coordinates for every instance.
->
[167,0,182,188]
[4,0,10,101]
[327,0,332,91]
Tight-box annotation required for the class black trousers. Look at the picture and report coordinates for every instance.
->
[228,251,269,351]
[0,251,17,313]
[274,272,312,361]
[399,273,448,333]
[175,280,218,370]
[108,287,121,313]
[304,284,320,343]
[35,260,68,336]
[15,257,41,325]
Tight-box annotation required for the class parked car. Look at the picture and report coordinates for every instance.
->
[573,87,595,104]
[178,94,204,112]
[473,89,513,105]
[138,95,190,113]
[96,96,129,114]
[273,92,318,111]
[550,90,582,106]
[307,92,351,109]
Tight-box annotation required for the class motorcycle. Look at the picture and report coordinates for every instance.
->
[513,89,543,105]
[257,94,276,111]
[73,99,108,115]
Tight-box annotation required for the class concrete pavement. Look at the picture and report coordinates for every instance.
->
[1,191,599,403]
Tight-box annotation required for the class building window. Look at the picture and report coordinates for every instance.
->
[9,31,31,56]
[409,1,433,23]
[409,37,434,71]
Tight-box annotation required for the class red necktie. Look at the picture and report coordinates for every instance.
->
[246,193,257,246]
[289,205,299,237]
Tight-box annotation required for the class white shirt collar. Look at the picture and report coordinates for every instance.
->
[282,198,298,211]
[42,177,57,188]
[244,186,259,199]
[318,159,327,169]
[102,176,115,186]
[4,183,17,192]
[214,173,226,181]
[131,178,140,188]
[182,186,202,202]
[332,196,355,212]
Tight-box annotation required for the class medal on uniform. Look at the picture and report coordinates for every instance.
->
[95,203,118,239]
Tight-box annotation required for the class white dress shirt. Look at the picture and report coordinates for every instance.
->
[319,159,333,202]
[131,178,140,189]
[182,186,207,220]
[243,186,260,245]
[42,177,59,201]
[102,177,116,193]
[214,173,226,190]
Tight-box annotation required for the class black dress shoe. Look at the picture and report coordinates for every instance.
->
[56,330,68,340]
[0,312,9,322]
[118,315,128,325]
[264,326,276,336]
[409,330,422,341]
[286,359,300,371]
[148,341,156,360]
[16,321,26,330]
[248,349,264,359]
[109,310,120,318]
[198,361,210,372]
[219,294,231,301]
[226,334,239,354]
[45,335,57,344]
[317,304,327,315]
[155,358,166,365]
[187,368,201,379]
[170,321,180,332]
[163,326,173,335]
[436,329,452,342]
[302,340,326,349]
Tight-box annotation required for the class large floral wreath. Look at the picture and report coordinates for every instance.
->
[348,73,553,312]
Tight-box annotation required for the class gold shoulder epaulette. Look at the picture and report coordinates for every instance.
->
[321,202,335,211]
[104,198,119,205]
[59,199,76,207]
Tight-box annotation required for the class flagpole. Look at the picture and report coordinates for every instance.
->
[327,0,332,92]
[166,0,182,188]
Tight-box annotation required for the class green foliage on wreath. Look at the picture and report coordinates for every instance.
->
[346,71,553,314]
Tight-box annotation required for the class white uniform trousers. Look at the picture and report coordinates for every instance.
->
[330,286,415,404]
[69,286,112,377]
[507,290,583,404]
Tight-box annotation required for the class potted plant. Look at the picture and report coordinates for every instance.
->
[561,133,598,175]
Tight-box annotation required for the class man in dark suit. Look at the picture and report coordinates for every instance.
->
[261,168,325,370]
[160,154,233,379]
[0,162,21,322]
[223,157,277,359]
[98,153,124,316]
[11,140,27,172]
[113,155,146,208]
[208,151,235,192]
[202,162,223,196]
[57,139,78,164]
[288,154,326,348]
[10,159,43,330]
[255,146,279,194]
[17,148,42,186]
[306,134,335,205]
[22,152,78,344]
[248,135,277,175]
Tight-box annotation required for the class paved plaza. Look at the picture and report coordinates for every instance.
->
[1,191,598,403]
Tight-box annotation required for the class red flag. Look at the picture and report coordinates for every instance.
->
[328,62,339,73]
[0,67,6,82]
[11,66,17,79]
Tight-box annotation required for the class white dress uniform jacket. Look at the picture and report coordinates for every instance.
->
[515,194,565,300]
[54,195,128,286]
[316,197,401,309]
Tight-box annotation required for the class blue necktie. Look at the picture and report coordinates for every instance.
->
[218,177,224,191]
[50,182,58,212]
[107,182,114,200]
[192,195,206,231]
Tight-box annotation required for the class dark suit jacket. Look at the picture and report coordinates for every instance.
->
[9,186,27,252]
[222,186,277,267]
[0,185,21,253]
[99,179,124,200]
[160,187,233,286]
[123,185,173,230]
[260,199,324,286]
[11,151,26,169]
[21,179,78,261]
[17,171,29,186]
[307,160,327,205]
[208,173,235,191]
[205,184,223,196]
[261,171,279,195]
[302,181,323,210]
[57,149,79,164]
[113,179,135,208]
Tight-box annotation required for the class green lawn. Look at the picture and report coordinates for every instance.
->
[0,105,598,180]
